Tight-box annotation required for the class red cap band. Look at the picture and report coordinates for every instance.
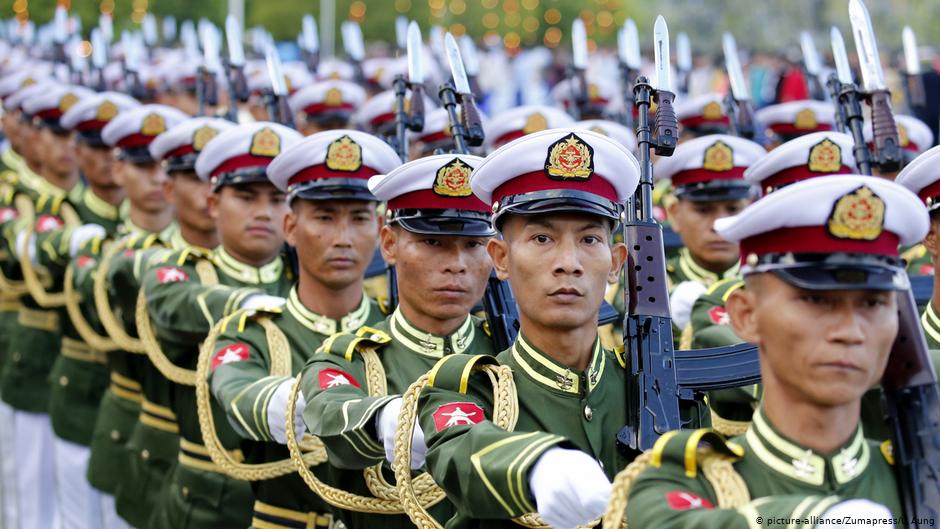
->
[210,153,275,178]
[760,165,852,191]
[388,189,490,212]
[286,164,380,188]
[768,122,833,136]
[740,226,900,260]
[671,166,747,188]
[492,170,617,206]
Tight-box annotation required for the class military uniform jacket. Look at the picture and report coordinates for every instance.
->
[416,333,638,528]
[298,308,494,528]
[625,408,901,529]
[140,246,293,457]
[210,287,382,517]
[666,248,740,292]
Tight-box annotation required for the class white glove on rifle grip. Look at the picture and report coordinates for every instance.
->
[240,294,287,315]
[69,224,106,257]
[669,280,707,330]
[376,397,427,470]
[267,379,306,445]
[529,447,611,529]
[15,230,36,265]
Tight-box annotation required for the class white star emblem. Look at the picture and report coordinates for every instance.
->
[325,373,352,388]
[441,406,478,427]
[216,347,245,366]
[677,492,703,509]
[792,449,816,477]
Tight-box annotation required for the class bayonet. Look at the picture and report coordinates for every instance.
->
[99,13,113,44]
[395,16,408,53]
[568,18,590,119]
[341,21,365,83]
[444,32,484,148]
[624,19,641,70]
[163,16,177,44]
[722,33,748,101]
[53,5,67,45]
[571,19,588,71]
[445,33,470,95]
[653,15,673,93]
[848,0,885,92]
[299,15,319,73]
[181,20,199,60]
[831,26,853,84]
[459,35,481,95]
[800,31,822,76]
[676,32,691,72]
[224,14,249,122]
[225,15,245,68]
[902,26,925,109]
[142,13,158,48]
[264,43,294,127]
[405,21,426,133]
[91,29,107,71]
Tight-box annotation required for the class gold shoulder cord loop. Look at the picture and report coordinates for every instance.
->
[17,196,74,307]
[64,262,116,351]
[94,240,144,353]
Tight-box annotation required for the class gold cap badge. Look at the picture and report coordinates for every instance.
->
[141,113,167,136]
[433,158,473,197]
[589,126,609,137]
[249,127,281,157]
[324,87,343,107]
[58,93,79,113]
[326,135,362,172]
[192,126,220,152]
[827,186,885,241]
[587,83,600,101]
[19,77,35,88]
[794,108,818,130]
[95,101,118,122]
[545,133,594,180]
[702,101,723,120]
[703,140,734,172]
[807,138,842,173]
[523,112,548,135]
[898,123,909,148]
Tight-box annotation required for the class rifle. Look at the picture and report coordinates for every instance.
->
[224,15,250,123]
[618,16,762,452]
[722,33,762,143]
[841,3,940,524]
[197,23,221,117]
[264,43,294,128]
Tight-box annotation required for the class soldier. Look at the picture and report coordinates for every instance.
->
[296,152,497,528]
[622,175,923,527]
[754,99,837,147]
[141,122,300,529]
[206,129,400,528]
[412,129,639,529]
[675,93,732,139]
[287,79,367,135]
[78,103,187,528]
[482,105,574,151]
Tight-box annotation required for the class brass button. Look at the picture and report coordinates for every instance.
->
[110,430,120,441]
[584,405,593,421]
[141,449,150,461]
[59,376,68,386]
[181,486,189,497]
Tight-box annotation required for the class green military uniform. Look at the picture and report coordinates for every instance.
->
[143,246,293,529]
[210,288,383,528]
[666,248,740,291]
[902,244,933,277]
[625,411,900,529]
[417,335,638,528]
[299,308,494,528]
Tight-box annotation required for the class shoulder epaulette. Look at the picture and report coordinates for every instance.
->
[704,277,745,301]
[879,440,894,466]
[319,326,392,362]
[217,306,285,335]
[649,428,744,478]
[427,354,499,394]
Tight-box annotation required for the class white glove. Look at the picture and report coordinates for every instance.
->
[15,230,36,265]
[529,447,611,529]
[267,378,306,445]
[240,294,287,315]
[375,397,427,470]
[69,224,106,257]
[816,499,894,529]
[669,280,708,330]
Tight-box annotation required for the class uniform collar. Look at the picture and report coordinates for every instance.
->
[167,229,216,254]
[82,187,120,221]
[122,218,178,241]
[30,168,68,199]
[678,247,740,285]
[287,286,371,336]
[2,145,23,173]
[389,308,475,358]
[744,407,870,487]
[510,333,605,395]
[213,246,283,285]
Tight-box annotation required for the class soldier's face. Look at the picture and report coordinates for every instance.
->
[668,198,748,271]
[39,128,76,178]
[76,143,115,190]
[113,159,168,214]
[285,200,380,290]
[209,183,288,264]
[19,122,43,168]
[727,273,897,408]
[165,171,215,234]
[492,213,626,333]
[2,113,19,152]
[381,226,491,329]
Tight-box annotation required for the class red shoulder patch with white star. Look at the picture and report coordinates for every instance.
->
[318,368,361,389]
[920,263,934,276]
[76,255,96,268]
[0,207,17,223]
[665,491,714,510]
[708,306,730,325]
[35,214,64,233]
[432,402,485,432]
[156,266,190,284]
[210,343,250,371]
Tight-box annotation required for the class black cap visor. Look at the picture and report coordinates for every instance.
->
[747,253,908,291]
[288,178,376,204]
[391,208,495,237]
[493,189,621,229]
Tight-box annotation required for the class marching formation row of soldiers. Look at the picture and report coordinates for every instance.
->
[0,4,938,529]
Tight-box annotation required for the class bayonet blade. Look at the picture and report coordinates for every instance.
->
[902,26,920,75]
[459,35,480,76]
[571,19,588,70]
[301,15,319,53]
[163,16,177,44]
[676,32,691,72]
[406,21,424,84]
[848,0,885,91]
[225,15,245,67]
[142,13,158,47]
[624,19,641,69]
[265,44,288,97]
[53,5,67,44]
[722,32,749,101]
[181,20,199,59]
[445,32,470,94]
[395,17,408,51]
[99,13,113,44]
[800,31,822,75]
[342,21,365,61]
[831,26,853,84]
[653,15,672,92]
[201,23,222,73]
[91,28,107,69]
